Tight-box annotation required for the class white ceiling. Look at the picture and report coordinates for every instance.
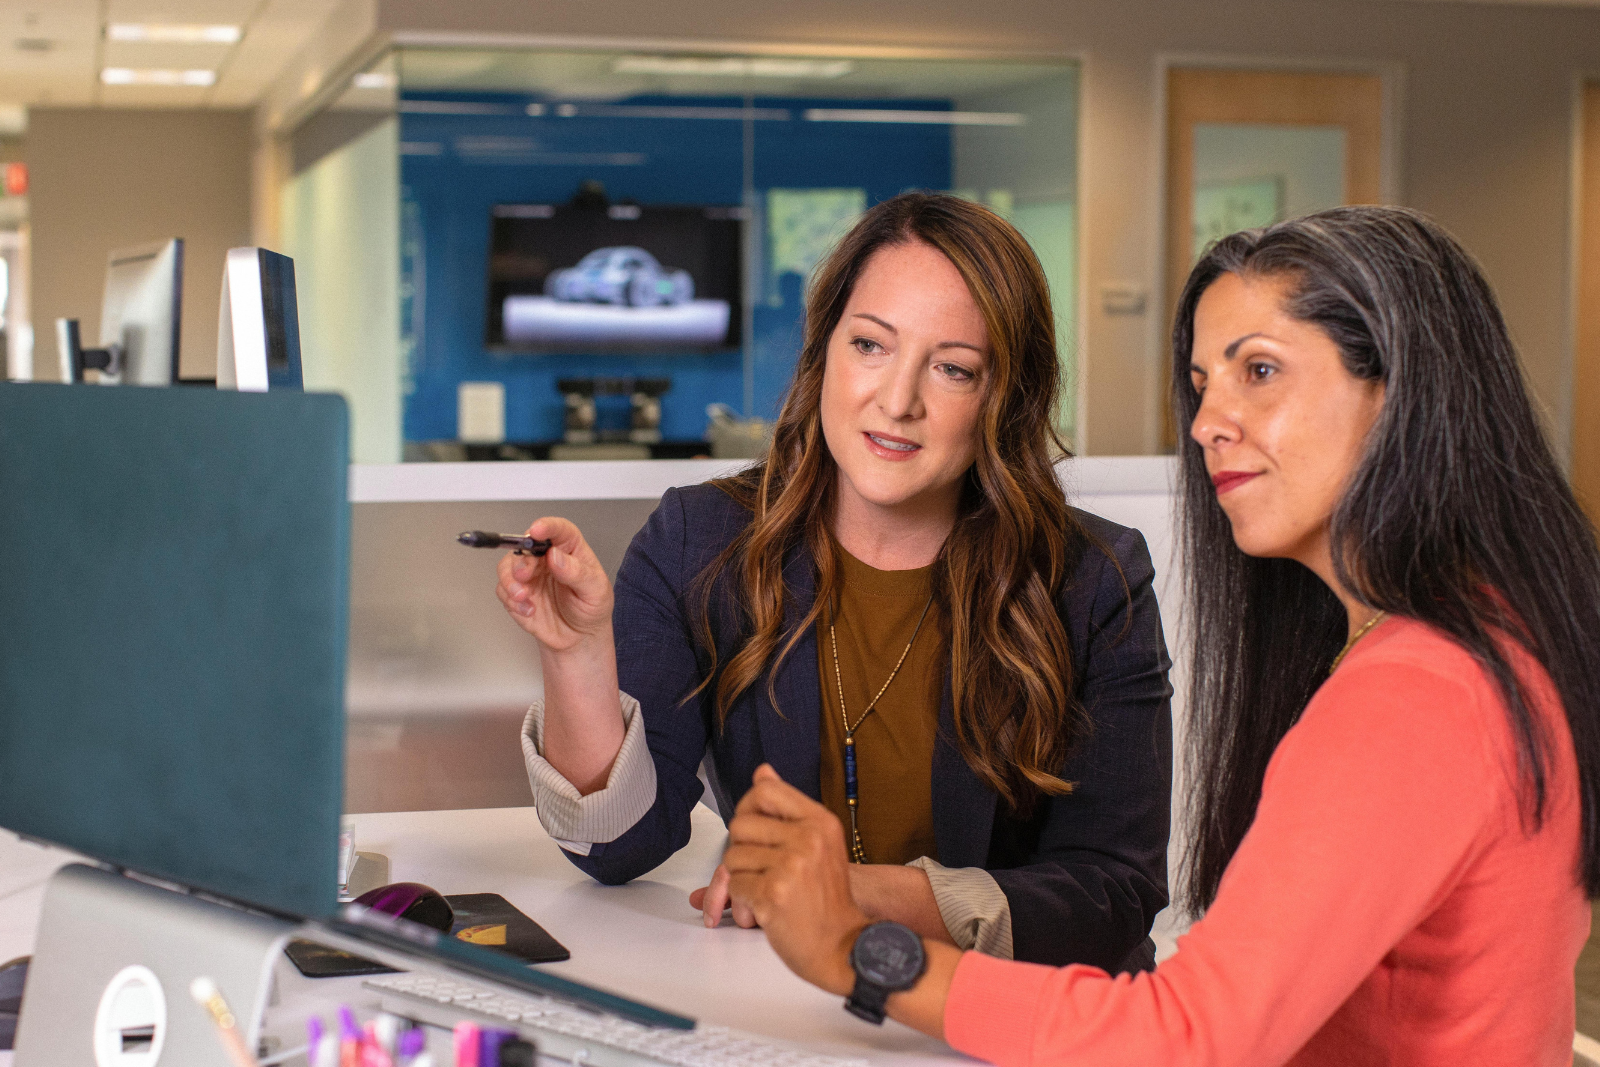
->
[2,0,1600,115]
[0,0,344,110]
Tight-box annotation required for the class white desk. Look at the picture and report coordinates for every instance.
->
[343,804,965,1065]
[0,804,969,1066]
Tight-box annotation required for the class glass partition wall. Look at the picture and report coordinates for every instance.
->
[285,45,1080,462]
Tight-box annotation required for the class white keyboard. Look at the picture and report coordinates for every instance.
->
[363,971,870,1067]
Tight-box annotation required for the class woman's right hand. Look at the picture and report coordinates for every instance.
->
[498,518,623,795]
[495,517,613,653]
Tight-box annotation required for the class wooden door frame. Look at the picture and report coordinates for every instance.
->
[1571,74,1600,525]
[1153,55,1404,448]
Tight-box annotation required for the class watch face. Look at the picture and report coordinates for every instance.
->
[851,923,925,989]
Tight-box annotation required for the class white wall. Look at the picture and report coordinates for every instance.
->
[24,109,253,382]
[281,117,402,464]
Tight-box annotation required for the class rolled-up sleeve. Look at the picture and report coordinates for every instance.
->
[521,691,657,854]
[908,857,1014,958]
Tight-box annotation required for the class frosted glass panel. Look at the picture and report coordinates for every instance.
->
[1192,123,1345,260]
[282,117,402,464]
[379,48,1078,451]
[952,71,1080,439]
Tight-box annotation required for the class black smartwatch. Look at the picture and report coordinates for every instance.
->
[845,921,927,1024]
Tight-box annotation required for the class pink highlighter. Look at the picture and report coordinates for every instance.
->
[453,1022,481,1067]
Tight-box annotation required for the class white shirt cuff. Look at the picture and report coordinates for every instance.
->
[521,691,657,852]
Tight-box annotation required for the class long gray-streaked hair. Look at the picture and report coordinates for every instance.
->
[1171,205,1600,914]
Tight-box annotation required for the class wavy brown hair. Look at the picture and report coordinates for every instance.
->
[690,192,1096,810]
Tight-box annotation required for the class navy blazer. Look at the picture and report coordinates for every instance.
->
[569,481,1173,970]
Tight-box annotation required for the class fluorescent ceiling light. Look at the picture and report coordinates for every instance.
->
[803,108,1026,126]
[352,72,396,90]
[101,68,216,87]
[613,56,852,79]
[106,24,241,44]
[542,102,790,121]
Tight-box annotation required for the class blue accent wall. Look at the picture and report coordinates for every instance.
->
[400,92,952,444]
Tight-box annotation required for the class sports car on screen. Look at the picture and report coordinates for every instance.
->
[545,247,695,307]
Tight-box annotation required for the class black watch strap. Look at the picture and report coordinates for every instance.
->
[843,921,926,1026]
[845,975,893,1025]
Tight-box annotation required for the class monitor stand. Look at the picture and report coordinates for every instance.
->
[14,863,294,1067]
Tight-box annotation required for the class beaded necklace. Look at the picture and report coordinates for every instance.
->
[828,594,935,864]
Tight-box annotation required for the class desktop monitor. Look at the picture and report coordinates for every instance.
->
[56,238,184,385]
[218,246,304,391]
[0,382,349,919]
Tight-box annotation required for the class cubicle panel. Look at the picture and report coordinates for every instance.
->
[346,497,657,813]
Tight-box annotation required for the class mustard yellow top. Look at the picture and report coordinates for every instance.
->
[817,542,945,865]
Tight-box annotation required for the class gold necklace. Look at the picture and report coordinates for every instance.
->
[829,594,934,864]
[1329,610,1389,675]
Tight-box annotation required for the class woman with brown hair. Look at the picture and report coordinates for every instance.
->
[495,192,1173,968]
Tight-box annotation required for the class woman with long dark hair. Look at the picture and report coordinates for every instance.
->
[723,205,1600,1063]
[496,192,1173,969]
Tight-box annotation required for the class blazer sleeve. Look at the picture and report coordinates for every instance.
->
[558,487,719,885]
[988,524,1174,969]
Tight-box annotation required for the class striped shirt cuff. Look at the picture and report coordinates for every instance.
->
[906,856,1014,959]
[521,691,657,853]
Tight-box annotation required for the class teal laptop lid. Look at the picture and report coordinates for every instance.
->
[0,383,349,919]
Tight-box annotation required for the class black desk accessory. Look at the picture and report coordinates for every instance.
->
[285,892,570,978]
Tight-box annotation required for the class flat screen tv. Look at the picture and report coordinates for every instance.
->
[486,203,744,353]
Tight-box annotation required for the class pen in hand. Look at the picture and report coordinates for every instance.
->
[457,531,551,556]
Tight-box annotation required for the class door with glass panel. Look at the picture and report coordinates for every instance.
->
[1164,67,1386,446]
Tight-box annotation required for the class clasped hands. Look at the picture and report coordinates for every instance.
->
[687,765,959,1038]
[689,764,871,995]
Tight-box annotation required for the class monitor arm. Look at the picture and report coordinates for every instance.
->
[54,318,122,383]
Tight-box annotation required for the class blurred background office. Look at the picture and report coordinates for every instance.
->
[0,0,1592,497]
[4,0,1600,1039]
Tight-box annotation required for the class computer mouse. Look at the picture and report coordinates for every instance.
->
[355,882,455,933]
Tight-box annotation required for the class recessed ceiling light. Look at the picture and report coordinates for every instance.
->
[106,24,241,44]
[352,72,396,90]
[612,56,852,79]
[101,68,217,87]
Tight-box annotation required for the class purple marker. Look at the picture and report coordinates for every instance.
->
[478,1029,518,1067]
[339,1005,361,1065]
[398,1027,426,1060]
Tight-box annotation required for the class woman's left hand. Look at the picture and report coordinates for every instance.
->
[688,863,759,929]
[723,764,869,996]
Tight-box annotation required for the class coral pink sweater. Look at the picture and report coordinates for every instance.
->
[944,616,1588,1066]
